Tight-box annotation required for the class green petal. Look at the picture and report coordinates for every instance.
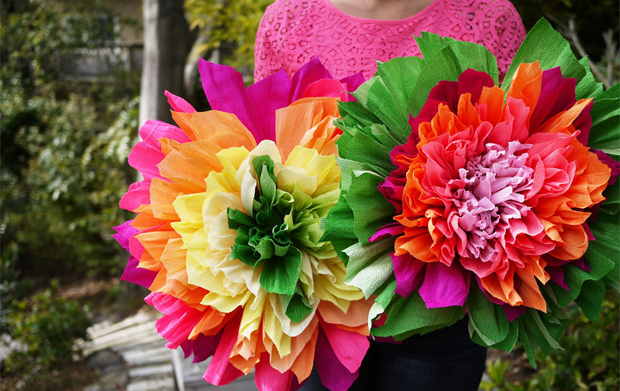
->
[259,246,303,295]
[502,18,585,90]
[466,284,511,347]
[372,291,464,339]
[282,284,313,323]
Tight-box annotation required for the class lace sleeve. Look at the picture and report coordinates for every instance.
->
[254,7,280,82]
[492,1,526,78]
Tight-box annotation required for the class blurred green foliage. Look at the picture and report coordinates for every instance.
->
[481,292,620,391]
[0,0,139,279]
[512,0,619,63]
[184,0,273,69]
[3,279,92,379]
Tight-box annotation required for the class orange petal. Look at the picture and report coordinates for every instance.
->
[276,98,339,160]
[477,86,506,125]
[537,99,592,134]
[504,62,543,126]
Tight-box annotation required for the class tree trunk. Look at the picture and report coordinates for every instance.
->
[139,0,189,125]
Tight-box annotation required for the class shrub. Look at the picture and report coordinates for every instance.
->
[3,280,92,376]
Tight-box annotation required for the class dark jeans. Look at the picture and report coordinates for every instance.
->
[300,317,487,391]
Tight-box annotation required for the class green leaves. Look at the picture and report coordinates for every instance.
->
[501,18,585,90]
[372,291,465,340]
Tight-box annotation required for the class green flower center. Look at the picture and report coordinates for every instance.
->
[227,155,313,322]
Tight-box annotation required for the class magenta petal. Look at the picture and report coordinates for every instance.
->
[369,223,404,242]
[289,57,333,103]
[197,59,258,139]
[418,263,470,308]
[180,331,222,363]
[314,327,359,391]
[254,352,294,391]
[113,222,157,288]
[547,267,569,289]
[246,69,292,142]
[502,304,526,322]
[165,90,196,113]
[203,311,244,385]
[119,181,151,211]
[138,118,191,144]
[339,72,365,102]
[392,253,425,298]
[112,221,136,251]
[121,254,157,288]
[321,321,368,373]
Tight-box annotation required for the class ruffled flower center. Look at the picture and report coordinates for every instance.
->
[445,140,535,262]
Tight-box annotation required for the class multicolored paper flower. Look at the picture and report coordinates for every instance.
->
[114,59,373,391]
[324,20,619,363]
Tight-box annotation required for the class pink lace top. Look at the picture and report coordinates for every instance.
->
[254,0,526,81]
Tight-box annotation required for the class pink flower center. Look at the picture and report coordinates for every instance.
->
[451,141,534,260]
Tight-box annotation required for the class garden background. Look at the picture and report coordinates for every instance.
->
[1,0,618,389]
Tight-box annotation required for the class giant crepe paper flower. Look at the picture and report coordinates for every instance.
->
[113,58,373,391]
[323,19,619,364]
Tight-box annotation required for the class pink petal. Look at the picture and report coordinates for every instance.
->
[254,352,295,391]
[165,90,196,113]
[488,98,530,147]
[369,223,404,242]
[120,254,157,288]
[418,262,470,308]
[320,321,368,374]
[289,57,333,102]
[529,67,576,131]
[314,327,359,391]
[130,120,189,180]
[203,311,244,385]
[392,253,425,298]
[146,293,204,349]
[119,181,151,211]
[302,79,343,99]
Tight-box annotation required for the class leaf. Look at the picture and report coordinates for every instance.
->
[343,238,395,298]
[376,56,425,119]
[416,32,499,84]
[467,284,511,346]
[372,291,464,338]
[407,46,461,116]
[502,19,585,90]
[575,57,604,99]
[259,246,303,295]
[282,285,313,323]
[347,171,396,243]
[321,195,356,265]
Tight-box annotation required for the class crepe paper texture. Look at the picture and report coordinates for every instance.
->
[113,58,373,391]
[323,19,619,366]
